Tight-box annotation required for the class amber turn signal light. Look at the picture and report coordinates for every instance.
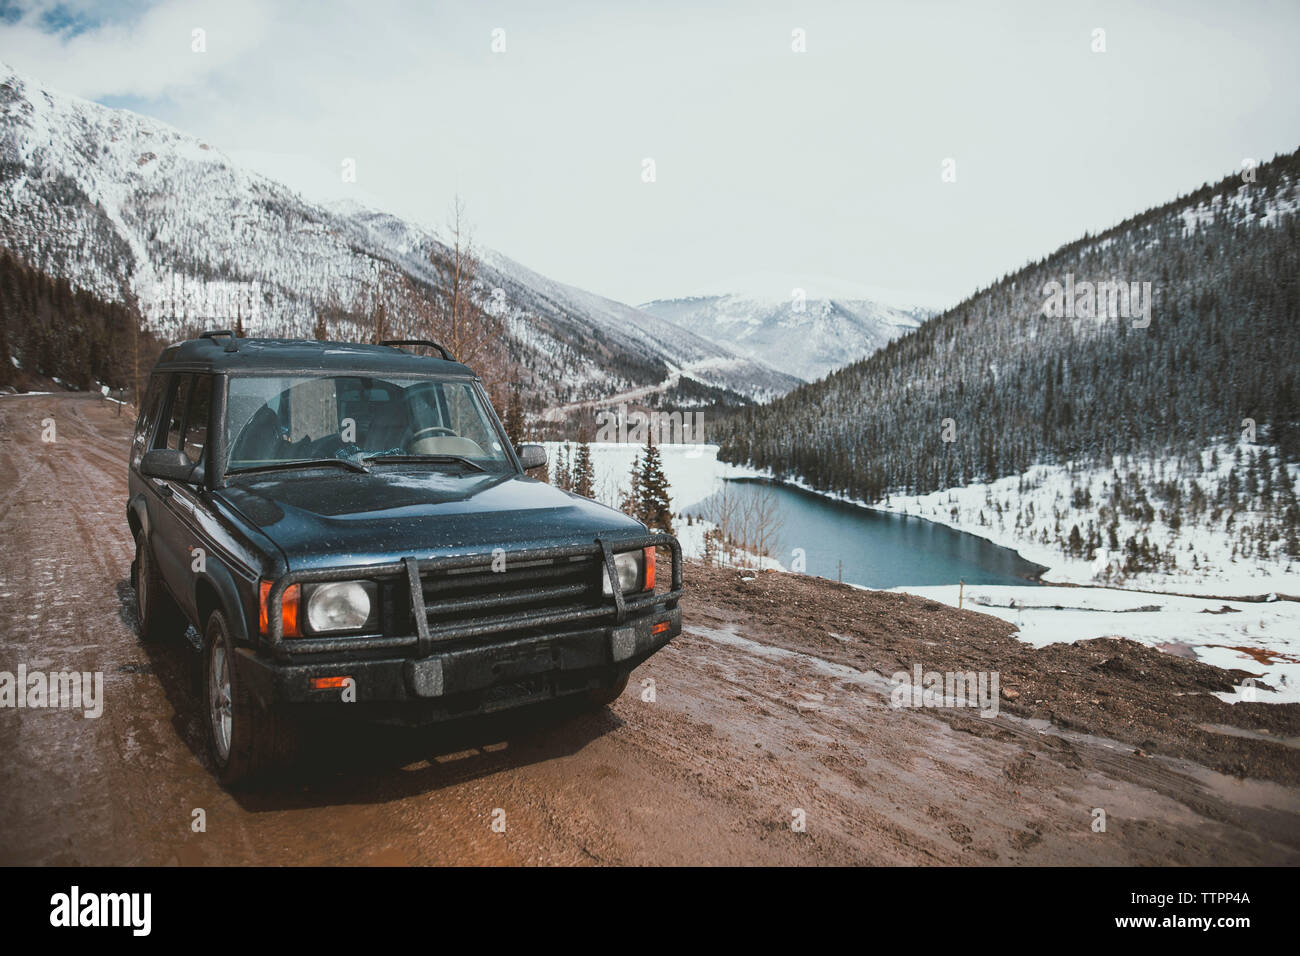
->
[642,546,656,591]
[259,580,301,638]
[309,676,352,690]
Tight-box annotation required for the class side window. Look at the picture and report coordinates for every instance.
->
[134,375,163,434]
[131,374,166,467]
[183,375,213,464]
[159,374,192,451]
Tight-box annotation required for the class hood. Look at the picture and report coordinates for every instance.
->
[216,468,647,571]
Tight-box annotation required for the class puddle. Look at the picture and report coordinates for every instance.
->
[1178,763,1300,813]
[1197,723,1300,751]
[685,623,894,694]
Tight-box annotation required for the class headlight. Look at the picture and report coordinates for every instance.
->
[602,550,645,596]
[305,581,374,632]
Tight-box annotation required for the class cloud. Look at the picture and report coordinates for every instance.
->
[3,0,1299,307]
[0,0,269,99]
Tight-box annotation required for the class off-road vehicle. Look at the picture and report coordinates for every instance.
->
[127,332,682,784]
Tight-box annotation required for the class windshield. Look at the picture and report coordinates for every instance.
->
[224,374,513,474]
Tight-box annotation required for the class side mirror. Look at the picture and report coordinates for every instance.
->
[141,448,202,483]
[517,443,548,472]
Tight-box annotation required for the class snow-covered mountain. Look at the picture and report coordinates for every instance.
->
[714,147,1300,513]
[639,291,927,382]
[0,63,798,406]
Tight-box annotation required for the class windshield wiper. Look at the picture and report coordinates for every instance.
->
[363,453,487,472]
[227,457,370,476]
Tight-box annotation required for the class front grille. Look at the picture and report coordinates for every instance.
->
[379,552,610,642]
[423,554,604,626]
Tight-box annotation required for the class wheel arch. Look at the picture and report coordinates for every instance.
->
[194,560,254,650]
[127,494,150,541]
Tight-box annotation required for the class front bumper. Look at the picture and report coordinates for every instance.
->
[236,606,680,723]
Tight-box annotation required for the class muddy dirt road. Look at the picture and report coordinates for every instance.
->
[1,393,1298,865]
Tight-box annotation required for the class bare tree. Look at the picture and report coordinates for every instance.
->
[131,317,141,406]
[699,482,740,568]
[698,481,784,569]
[749,482,786,568]
[367,265,393,343]
[429,196,497,368]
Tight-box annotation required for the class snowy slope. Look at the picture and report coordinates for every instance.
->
[896,583,1300,704]
[640,291,925,381]
[480,251,800,401]
[871,446,1300,597]
[0,63,795,405]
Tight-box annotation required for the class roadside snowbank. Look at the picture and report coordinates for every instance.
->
[893,583,1300,704]
[871,454,1300,597]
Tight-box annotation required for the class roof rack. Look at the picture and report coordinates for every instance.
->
[380,339,455,361]
[199,329,239,352]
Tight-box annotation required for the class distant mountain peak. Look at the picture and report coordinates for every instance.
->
[646,272,944,316]
[640,286,930,382]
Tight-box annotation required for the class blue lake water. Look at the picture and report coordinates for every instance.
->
[685,479,1046,589]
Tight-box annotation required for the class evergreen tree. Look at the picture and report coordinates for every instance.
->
[552,443,572,491]
[504,387,525,448]
[1284,503,1300,558]
[573,437,595,499]
[0,249,163,392]
[636,436,674,533]
[0,292,11,388]
[621,452,642,518]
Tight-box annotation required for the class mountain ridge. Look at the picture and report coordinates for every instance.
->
[0,62,798,407]
[715,148,1300,502]
[640,291,926,381]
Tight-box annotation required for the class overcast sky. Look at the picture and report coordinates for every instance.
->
[3,0,1299,308]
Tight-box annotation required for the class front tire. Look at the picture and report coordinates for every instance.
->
[585,671,630,709]
[202,609,296,787]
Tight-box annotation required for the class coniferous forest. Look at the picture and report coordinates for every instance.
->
[0,247,164,394]
[715,150,1300,504]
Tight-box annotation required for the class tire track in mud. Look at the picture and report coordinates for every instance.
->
[670,605,1300,863]
[628,635,1027,863]
[0,397,146,863]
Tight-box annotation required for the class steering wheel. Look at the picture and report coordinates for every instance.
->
[410,426,456,442]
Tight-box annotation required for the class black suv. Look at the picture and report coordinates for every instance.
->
[127,332,682,784]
